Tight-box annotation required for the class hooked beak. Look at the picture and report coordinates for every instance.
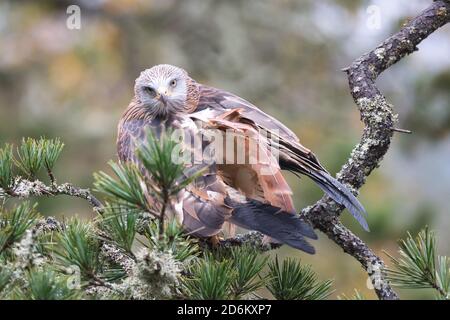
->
[158,93,167,105]
[156,86,169,105]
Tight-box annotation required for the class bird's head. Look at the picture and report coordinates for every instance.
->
[134,64,198,117]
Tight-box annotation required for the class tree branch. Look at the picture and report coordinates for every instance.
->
[100,241,136,275]
[222,0,450,300]
[2,178,103,213]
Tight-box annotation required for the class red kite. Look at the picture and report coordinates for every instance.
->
[117,64,368,254]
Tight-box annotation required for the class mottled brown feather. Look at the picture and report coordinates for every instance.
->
[117,66,367,253]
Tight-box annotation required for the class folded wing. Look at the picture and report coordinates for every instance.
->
[195,85,369,231]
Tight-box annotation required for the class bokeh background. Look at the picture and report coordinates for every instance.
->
[1,0,449,299]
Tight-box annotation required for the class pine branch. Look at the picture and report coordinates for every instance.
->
[216,231,281,252]
[100,241,135,275]
[135,129,206,236]
[0,137,103,213]
[266,256,334,300]
[0,202,40,255]
[386,227,450,299]
[0,135,195,300]
[2,178,103,213]
[14,138,44,180]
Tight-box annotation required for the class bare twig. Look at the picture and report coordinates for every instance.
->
[159,191,169,238]
[391,127,412,134]
[221,0,450,300]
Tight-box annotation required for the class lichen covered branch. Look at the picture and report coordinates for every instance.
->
[223,0,450,300]
[301,0,450,300]
[1,177,103,213]
[216,231,280,251]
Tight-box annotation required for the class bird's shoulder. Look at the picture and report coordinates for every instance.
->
[193,84,326,173]
[196,84,300,143]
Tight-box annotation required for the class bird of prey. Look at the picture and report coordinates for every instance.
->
[117,64,368,254]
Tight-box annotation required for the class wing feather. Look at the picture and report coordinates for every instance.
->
[196,84,368,231]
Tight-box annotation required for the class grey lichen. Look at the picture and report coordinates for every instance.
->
[367,259,389,292]
[6,177,103,211]
[356,95,397,128]
[100,242,135,274]
[437,6,448,17]
[34,216,62,233]
[374,47,386,60]
[0,229,47,298]
[218,231,276,251]
[11,178,47,198]
[112,248,182,300]
[13,229,46,269]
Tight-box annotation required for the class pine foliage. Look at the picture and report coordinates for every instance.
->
[386,227,450,299]
[1,135,334,300]
[266,256,333,300]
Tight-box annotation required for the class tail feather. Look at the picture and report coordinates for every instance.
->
[226,198,317,254]
[306,170,369,231]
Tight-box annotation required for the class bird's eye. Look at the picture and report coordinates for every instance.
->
[170,79,177,87]
[144,86,156,97]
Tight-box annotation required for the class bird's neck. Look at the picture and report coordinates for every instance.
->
[185,77,200,113]
[121,98,156,122]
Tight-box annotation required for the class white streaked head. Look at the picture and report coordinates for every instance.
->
[135,64,189,116]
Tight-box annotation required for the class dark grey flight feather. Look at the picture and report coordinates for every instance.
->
[226,198,318,254]
[269,136,369,231]
[301,169,369,231]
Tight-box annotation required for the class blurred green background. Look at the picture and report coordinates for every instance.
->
[1,0,449,299]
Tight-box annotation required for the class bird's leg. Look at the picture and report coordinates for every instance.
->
[209,234,224,248]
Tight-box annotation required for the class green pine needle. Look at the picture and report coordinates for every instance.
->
[183,254,234,300]
[229,245,268,299]
[0,144,14,190]
[266,256,334,300]
[136,130,183,197]
[15,138,45,179]
[386,227,450,299]
[0,268,12,294]
[94,161,152,212]
[141,219,198,263]
[136,130,206,199]
[42,138,64,171]
[55,218,101,283]
[338,289,366,300]
[17,269,82,300]
[102,204,138,253]
[0,202,40,255]
[436,256,450,299]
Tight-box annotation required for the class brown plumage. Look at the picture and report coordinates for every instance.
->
[117,64,368,254]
